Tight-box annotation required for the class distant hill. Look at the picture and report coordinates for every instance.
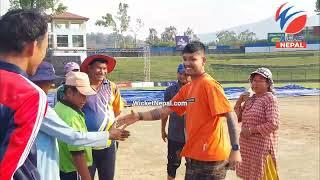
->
[197,15,320,43]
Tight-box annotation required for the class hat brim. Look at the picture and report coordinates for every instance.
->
[250,72,274,83]
[30,75,63,82]
[250,71,268,79]
[64,68,80,74]
[80,55,116,74]
[76,86,97,96]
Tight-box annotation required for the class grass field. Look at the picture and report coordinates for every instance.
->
[108,51,320,83]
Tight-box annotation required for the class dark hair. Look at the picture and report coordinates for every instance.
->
[0,9,48,54]
[182,41,206,54]
[88,58,108,66]
[63,85,79,95]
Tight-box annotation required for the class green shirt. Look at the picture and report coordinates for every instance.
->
[54,101,92,173]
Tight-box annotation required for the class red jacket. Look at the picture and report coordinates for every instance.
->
[0,61,47,180]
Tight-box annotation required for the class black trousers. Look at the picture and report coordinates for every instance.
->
[167,139,185,178]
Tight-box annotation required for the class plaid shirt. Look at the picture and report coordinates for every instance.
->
[236,92,280,180]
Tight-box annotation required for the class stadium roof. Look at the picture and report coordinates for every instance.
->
[51,12,89,21]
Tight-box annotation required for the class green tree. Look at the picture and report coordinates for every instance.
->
[161,26,177,42]
[216,30,257,46]
[216,30,237,45]
[316,0,320,13]
[238,29,257,43]
[116,3,130,47]
[96,2,131,48]
[130,18,144,47]
[87,32,137,49]
[184,27,200,41]
[96,13,119,48]
[10,0,67,14]
[146,28,160,46]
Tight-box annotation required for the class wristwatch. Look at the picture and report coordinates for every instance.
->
[231,144,240,151]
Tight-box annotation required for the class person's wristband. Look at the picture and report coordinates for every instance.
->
[138,112,143,120]
[231,144,240,151]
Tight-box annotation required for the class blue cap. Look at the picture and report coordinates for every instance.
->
[30,62,60,82]
[177,64,185,74]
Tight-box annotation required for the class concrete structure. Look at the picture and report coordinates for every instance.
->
[48,12,89,61]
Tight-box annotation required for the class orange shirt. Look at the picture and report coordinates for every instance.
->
[169,73,232,161]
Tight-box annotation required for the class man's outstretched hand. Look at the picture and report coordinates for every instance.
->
[115,110,140,129]
[109,126,130,141]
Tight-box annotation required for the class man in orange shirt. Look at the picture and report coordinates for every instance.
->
[116,41,241,179]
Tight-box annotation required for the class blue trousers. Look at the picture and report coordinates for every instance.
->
[89,141,118,180]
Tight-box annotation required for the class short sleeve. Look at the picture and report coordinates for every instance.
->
[205,81,232,117]
[112,86,124,113]
[169,87,187,116]
[164,87,172,102]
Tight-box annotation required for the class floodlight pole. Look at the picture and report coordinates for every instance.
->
[144,46,151,82]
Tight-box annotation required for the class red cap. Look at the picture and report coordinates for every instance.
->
[80,54,116,73]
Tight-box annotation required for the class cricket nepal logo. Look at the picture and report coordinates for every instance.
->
[275,2,307,48]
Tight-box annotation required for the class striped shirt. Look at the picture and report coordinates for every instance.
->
[0,61,47,180]
[82,79,124,148]
[236,92,280,180]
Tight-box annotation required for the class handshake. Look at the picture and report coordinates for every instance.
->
[108,123,131,141]
[109,110,141,141]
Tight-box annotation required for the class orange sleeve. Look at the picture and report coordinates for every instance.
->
[168,87,187,116]
[205,81,232,117]
[112,86,124,114]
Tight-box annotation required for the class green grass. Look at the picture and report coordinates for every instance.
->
[209,56,319,66]
[212,51,319,60]
[108,52,320,83]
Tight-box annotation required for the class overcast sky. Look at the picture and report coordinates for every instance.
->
[63,0,318,39]
[3,0,318,39]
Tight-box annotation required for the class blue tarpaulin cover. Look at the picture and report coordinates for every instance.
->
[48,85,319,107]
[120,84,320,105]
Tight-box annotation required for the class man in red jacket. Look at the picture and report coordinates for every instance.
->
[0,9,48,180]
